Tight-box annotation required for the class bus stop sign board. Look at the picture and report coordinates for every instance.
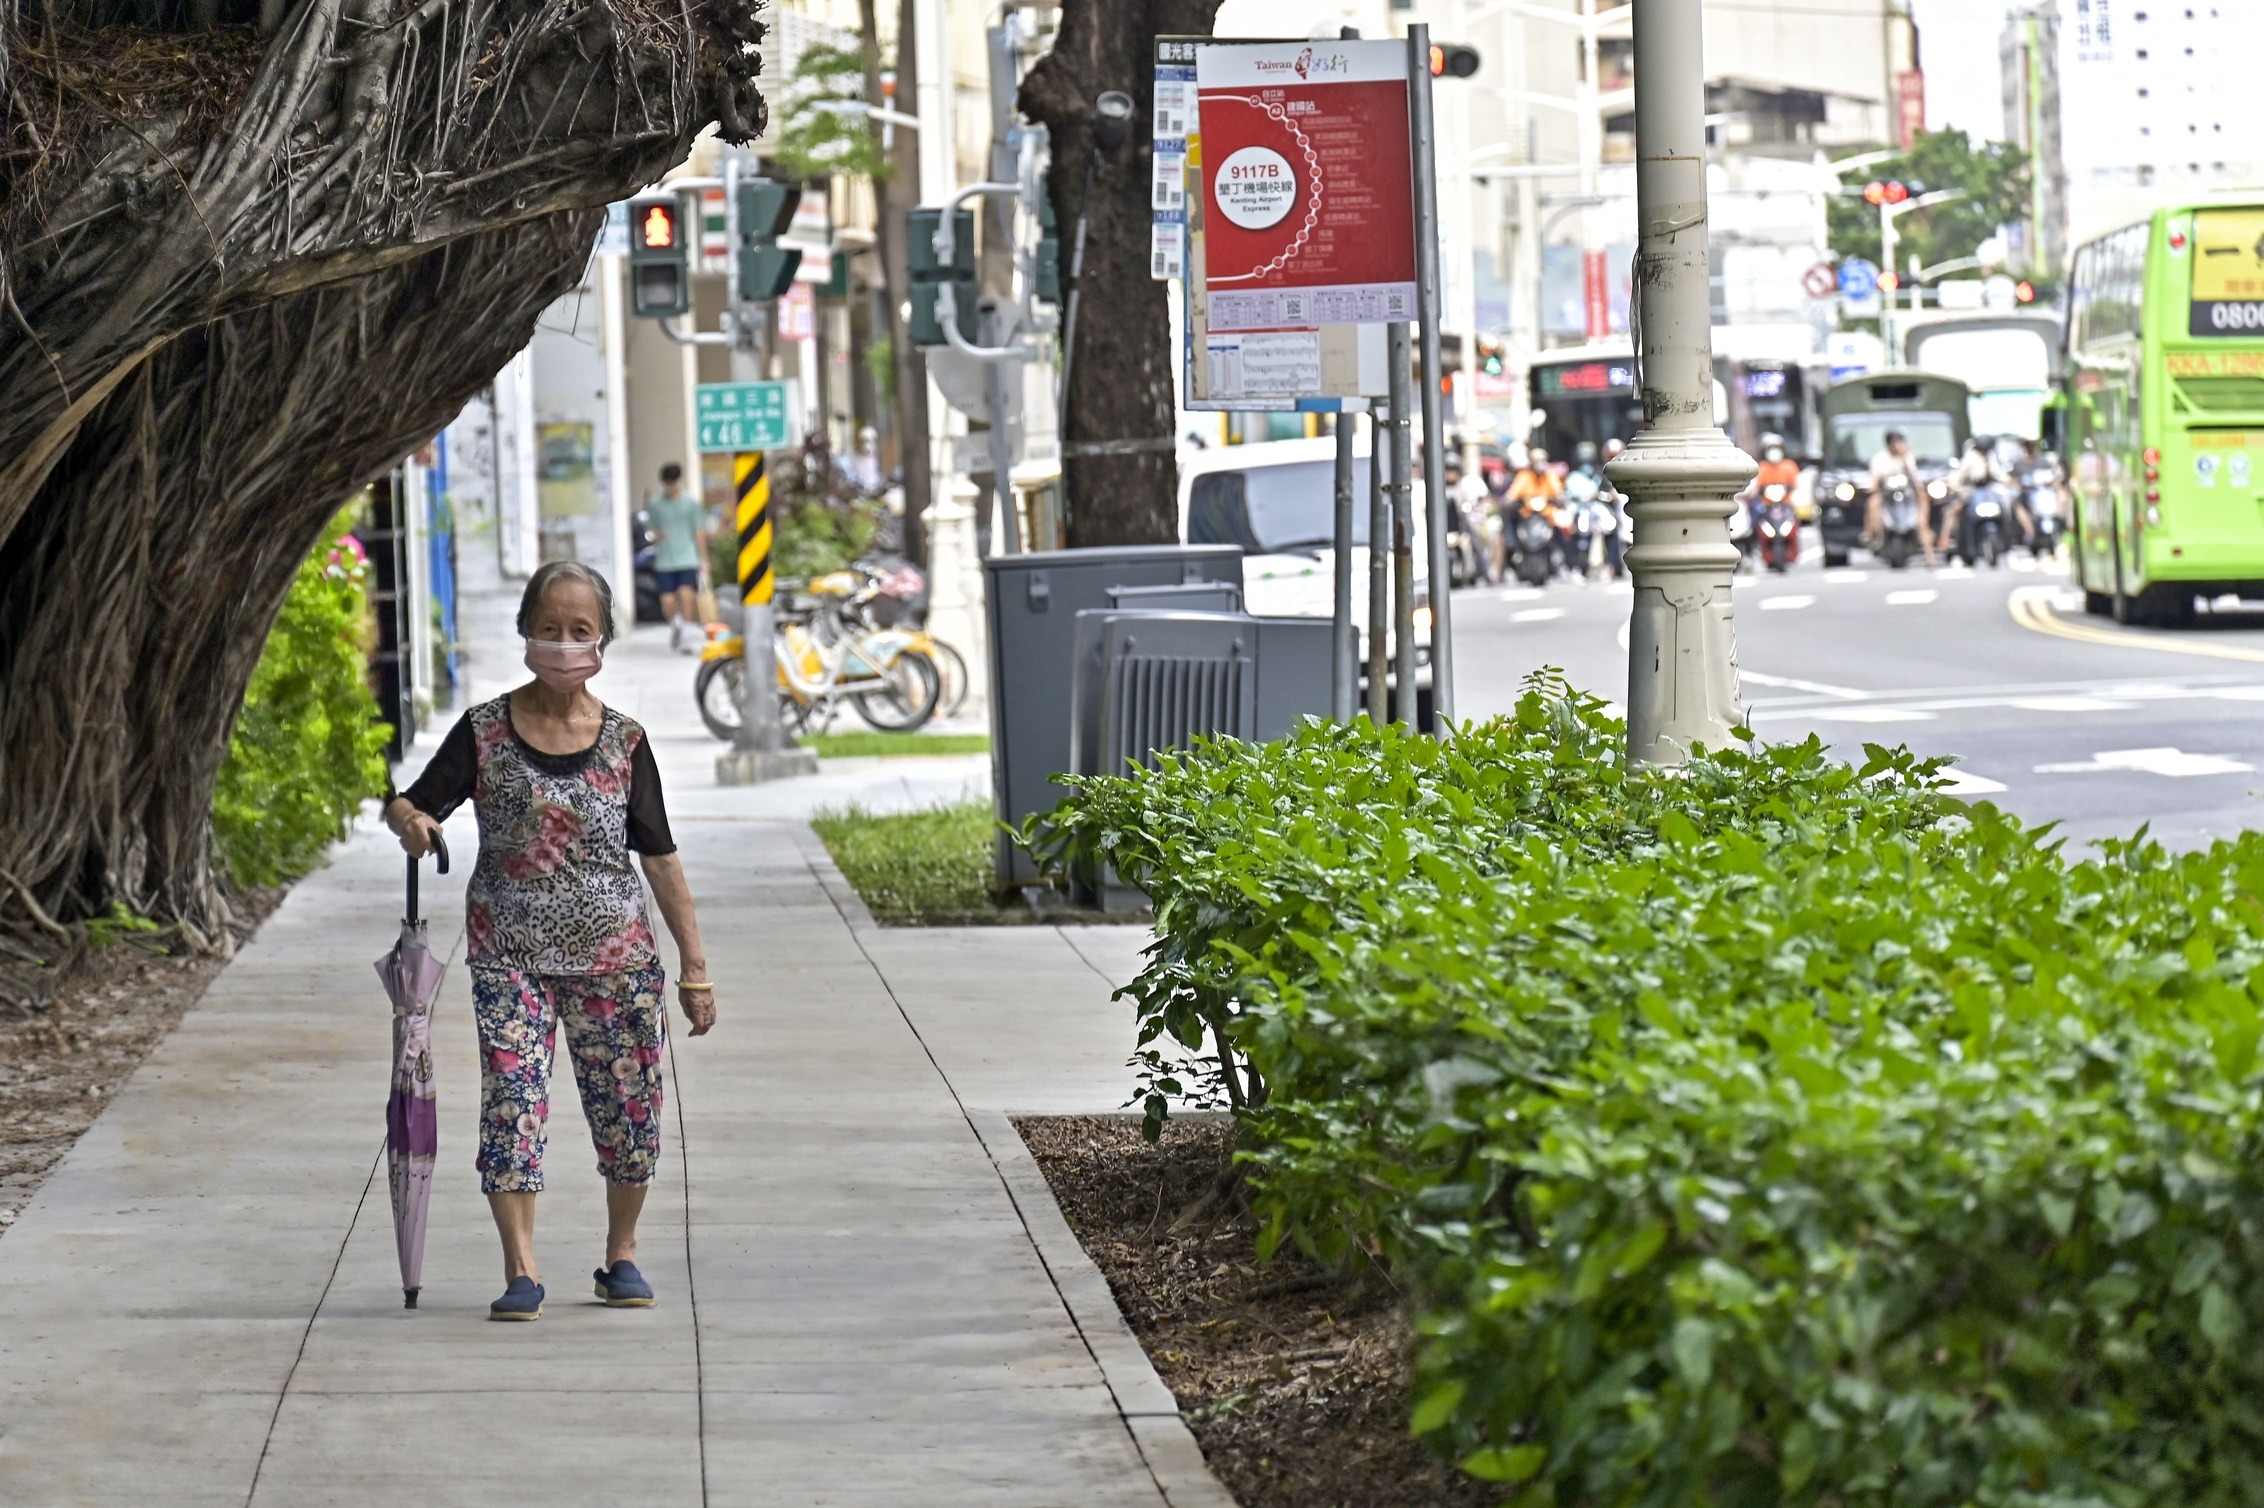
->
[1196,41,1417,333]
[696,381,793,453]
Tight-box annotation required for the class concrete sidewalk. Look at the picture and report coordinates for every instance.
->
[0,607,1218,1506]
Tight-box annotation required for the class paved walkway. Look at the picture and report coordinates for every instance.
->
[0,596,1213,1506]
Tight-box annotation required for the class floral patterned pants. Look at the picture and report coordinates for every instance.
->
[470,963,666,1194]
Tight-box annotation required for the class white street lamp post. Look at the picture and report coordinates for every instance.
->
[1605,0,1755,767]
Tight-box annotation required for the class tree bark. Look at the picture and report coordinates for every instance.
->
[1019,0,1221,548]
[0,0,751,968]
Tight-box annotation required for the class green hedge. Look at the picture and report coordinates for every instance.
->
[1033,679,2264,1506]
[212,508,390,887]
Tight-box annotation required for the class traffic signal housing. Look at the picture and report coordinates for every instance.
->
[628,193,691,318]
[1863,180,1911,207]
[907,206,977,348]
[735,179,803,302]
[1429,42,1480,78]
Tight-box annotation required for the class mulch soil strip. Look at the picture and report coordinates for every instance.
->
[1018,1115,1495,1508]
[0,888,283,1234]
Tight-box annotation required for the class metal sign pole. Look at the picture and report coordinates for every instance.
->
[1407,24,1456,733]
[1387,321,1417,727]
[1606,0,1754,766]
[1331,405,1357,722]
[1366,406,1390,725]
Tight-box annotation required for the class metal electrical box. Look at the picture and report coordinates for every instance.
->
[984,545,1245,887]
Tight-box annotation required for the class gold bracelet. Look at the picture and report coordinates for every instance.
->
[676,981,714,992]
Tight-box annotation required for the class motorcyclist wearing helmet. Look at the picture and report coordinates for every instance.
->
[1864,429,1934,568]
[1506,445,1566,575]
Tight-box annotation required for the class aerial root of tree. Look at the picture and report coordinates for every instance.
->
[0,0,764,1002]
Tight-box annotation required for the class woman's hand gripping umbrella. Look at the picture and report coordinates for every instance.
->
[374,833,450,1309]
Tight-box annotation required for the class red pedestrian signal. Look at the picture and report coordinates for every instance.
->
[627,193,691,318]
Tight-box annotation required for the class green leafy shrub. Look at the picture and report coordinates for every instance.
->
[1033,678,2264,1506]
[212,508,390,887]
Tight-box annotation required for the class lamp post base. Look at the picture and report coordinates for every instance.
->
[1607,424,1756,766]
[714,748,821,786]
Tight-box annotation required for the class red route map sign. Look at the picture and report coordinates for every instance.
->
[1196,41,1417,333]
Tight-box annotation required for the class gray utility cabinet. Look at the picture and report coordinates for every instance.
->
[1068,611,1340,785]
[985,545,1245,888]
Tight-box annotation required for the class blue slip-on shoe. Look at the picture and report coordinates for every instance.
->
[593,1259,656,1307]
[488,1275,544,1321]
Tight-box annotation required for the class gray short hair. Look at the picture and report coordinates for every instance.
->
[517,560,618,645]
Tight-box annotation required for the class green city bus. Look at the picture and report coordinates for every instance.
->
[2068,201,2264,625]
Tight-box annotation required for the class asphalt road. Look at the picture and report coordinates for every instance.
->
[1450,550,2264,850]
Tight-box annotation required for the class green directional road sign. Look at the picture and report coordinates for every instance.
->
[695,381,796,453]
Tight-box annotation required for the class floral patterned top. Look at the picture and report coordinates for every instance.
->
[398,696,676,976]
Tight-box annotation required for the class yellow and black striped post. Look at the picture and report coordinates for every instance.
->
[734,450,773,605]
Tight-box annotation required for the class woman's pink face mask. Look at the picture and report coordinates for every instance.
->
[523,638,603,693]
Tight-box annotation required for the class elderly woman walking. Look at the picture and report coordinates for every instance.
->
[383,561,715,1320]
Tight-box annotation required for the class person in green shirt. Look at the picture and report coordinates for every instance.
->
[646,463,708,653]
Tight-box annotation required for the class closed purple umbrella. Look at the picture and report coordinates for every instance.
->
[374,836,449,1309]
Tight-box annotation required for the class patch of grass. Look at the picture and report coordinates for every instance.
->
[809,799,1020,925]
[803,731,991,759]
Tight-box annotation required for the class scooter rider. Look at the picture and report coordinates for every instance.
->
[1506,446,1566,576]
[1864,429,1935,568]
[1936,436,2003,559]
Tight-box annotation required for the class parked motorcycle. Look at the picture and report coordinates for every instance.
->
[1878,472,1924,570]
[1754,483,1800,573]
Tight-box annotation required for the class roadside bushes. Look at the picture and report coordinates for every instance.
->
[1034,680,2264,1506]
[212,508,390,887]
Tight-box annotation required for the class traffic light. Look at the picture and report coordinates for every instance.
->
[1878,270,1902,292]
[627,193,690,318]
[735,179,802,302]
[1034,192,1062,306]
[2014,280,2037,304]
[1428,42,1480,78]
[907,206,976,348]
[1863,180,1911,207]
[1479,339,1506,377]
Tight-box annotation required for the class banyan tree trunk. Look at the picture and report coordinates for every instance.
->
[0,0,762,983]
[1018,0,1220,549]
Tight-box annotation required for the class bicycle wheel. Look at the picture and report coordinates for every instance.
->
[852,649,942,732]
[926,638,972,719]
[694,657,742,741]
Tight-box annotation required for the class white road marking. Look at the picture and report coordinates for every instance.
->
[1938,564,1975,580]
[1512,607,1566,623]
[2009,556,2039,573]
[2008,696,2142,713]
[1759,595,1816,611]
[1804,706,1936,723]
[2049,589,2087,611]
[1938,768,2009,795]
[2034,747,2257,778]
[2217,687,2264,701]
[1885,589,1937,606]
[1825,569,1870,585]
[1740,669,1868,700]
[1493,586,1544,602]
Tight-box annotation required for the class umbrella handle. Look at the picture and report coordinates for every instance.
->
[404,833,451,925]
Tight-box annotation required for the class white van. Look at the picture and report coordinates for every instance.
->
[1176,438,1431,685]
